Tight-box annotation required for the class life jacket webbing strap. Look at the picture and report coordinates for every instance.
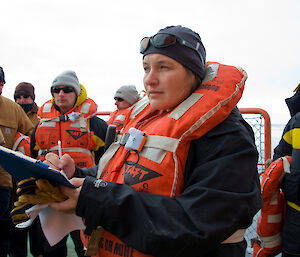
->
[40,114,87,129]
[97,142,121,178]
[116,134,179,153]
[259,233,281,248]
[144,135,179,152]
[287,201,300,212]
[97,134,180,177]
[221,229,246,244]
[12,135,30,151]
[140,147,166,164]
[38,147,93,157]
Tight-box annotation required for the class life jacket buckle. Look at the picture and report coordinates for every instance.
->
[119,133,130,145]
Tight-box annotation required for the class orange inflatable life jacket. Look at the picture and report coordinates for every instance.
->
[86,62,247,257]
[107,98,145,133]
[36,98,98,168]
[252,156,291,257]
[13,132,31,156]
[107,108,131,132]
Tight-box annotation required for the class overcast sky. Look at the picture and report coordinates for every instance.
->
[1,0,299,127]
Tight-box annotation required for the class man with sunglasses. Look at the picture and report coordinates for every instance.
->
[30,70,108,257]
[0,67,34,257]
[107,85,140,132]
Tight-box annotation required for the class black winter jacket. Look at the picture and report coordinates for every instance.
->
[74,108,262,257]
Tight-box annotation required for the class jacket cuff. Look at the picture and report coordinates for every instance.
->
[75,176,109,235]
[73,166,98,178]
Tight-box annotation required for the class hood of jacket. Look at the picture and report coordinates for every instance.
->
[285,88,300,117]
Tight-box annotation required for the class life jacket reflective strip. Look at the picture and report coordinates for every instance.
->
[89,62,247,257]
[13,132,31,156]
[36,98,98,168]
[38,147,94,158]
[253,156,291,257]
[107,108,131,132]
[107,99,147,133]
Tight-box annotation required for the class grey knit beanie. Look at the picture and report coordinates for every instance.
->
[114,85,139,105]
[141,25,206,81]
[51,70,81,95]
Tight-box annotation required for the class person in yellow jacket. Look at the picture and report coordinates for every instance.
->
[0,66,34,256]
[30,70,108,257]
[272,84,300,257]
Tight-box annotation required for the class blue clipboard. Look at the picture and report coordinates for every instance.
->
[0,145,75,188]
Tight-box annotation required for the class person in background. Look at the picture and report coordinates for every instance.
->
[30,70,108,257]
[0,66,34,256]
[14,82,39,125]
[42,25,262,257]
[107,85,140,132]
[8,82,43,257]
[273,84,300,257]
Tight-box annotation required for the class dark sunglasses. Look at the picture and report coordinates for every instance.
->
[51,86,75,94]
[140,33,205,65]
[16,95,30,99]
[114,97,124,102]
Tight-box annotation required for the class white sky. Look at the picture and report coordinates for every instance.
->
[1,0,299,126]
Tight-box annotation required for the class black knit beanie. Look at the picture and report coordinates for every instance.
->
[142,25,206,81]
[0,67,5,84]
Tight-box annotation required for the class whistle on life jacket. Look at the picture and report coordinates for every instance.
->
[124,128,147,152]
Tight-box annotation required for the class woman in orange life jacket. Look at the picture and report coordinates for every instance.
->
[44,25,262,257]
[273,84,300,257]
[107,85,140,132]
[30,70,108,257]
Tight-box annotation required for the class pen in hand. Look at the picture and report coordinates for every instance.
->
[58,140,62,159]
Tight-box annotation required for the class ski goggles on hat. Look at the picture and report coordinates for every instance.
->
[139,33,205,65]
[51,86,75,94]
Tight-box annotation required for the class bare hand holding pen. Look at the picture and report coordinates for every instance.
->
[44,152,84,214]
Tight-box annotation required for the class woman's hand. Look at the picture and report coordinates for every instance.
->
[44,152,76,179]
[48,178,84,213]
